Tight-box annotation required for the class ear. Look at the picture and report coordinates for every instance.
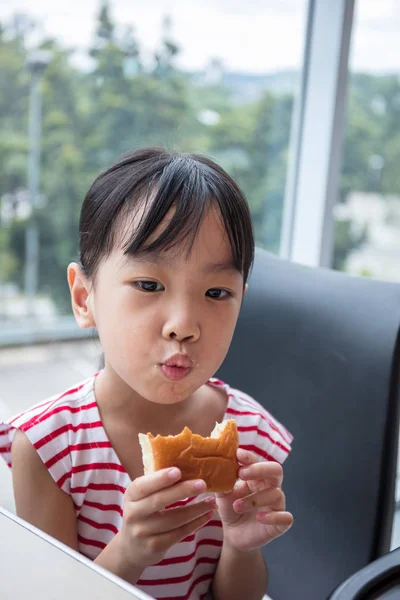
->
[243,283,249,295]
[67,263,96,329]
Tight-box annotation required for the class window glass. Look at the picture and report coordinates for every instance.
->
[334,0,400,281]
[0,0,308,327]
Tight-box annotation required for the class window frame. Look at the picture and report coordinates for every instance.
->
[280,0,355,268]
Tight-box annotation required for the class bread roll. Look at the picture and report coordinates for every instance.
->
[138,419,239,492]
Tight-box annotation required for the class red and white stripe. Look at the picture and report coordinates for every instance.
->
[0,375,292,599]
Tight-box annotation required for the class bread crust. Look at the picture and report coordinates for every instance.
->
[140,419,239,492]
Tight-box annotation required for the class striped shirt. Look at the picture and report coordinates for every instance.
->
[0,375,292,600]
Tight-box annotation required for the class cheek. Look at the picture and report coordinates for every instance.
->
[94,290,157,350]
[204,305,240,348]
[100,315,153,351]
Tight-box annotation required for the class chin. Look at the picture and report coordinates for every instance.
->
[149,380,199,405]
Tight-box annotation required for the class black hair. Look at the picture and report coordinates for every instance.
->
[79,147,254,282]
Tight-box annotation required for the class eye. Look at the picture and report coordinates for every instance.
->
[133,280,164,292]
[206,288,231,300]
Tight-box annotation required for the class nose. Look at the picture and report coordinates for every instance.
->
[162,302,200,343]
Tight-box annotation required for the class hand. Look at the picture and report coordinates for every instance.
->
[119,468,215,570]
[216,448,293,553]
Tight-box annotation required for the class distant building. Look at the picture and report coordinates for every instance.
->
[334,191,400,282]
[192,68,299,103]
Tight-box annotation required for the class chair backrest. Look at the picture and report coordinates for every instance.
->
[217,249,400,600]
[0,506,153,600]
[329,546,400,599]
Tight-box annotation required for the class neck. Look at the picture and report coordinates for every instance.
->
[94,365,196,434]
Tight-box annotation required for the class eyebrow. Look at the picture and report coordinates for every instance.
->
[123,252,239,274]
[202,260,239,274]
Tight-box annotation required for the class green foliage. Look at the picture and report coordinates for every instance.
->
[341,73,400,200]
[0,227,19,282]
[1,3,399,313]
[333,219,367,272]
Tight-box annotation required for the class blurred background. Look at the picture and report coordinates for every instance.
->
[0,0,307,330]
[1,0,400,538]
[2,0,400,336]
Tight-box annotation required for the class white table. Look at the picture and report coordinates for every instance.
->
[0,506,154,600]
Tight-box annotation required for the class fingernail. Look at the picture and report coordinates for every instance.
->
[195,480,207,491]
[234,500,243,512]
[257,512,267,520]
[168,468,181,480]
[240,468,250,478]
[217,490,232,497]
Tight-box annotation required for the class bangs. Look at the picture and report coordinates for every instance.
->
[80,148,254,282]
[120,155,253,277]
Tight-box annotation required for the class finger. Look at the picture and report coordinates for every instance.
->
[239,461,283,487]
[127,467,207,502]
[146,509,215,556]
[215,479,248,501]
[237,448,259,466]
[126,468,183,501]
[256,510,294,534]
[169,509,215,542]
[126,478,208,519]
[138,496,217,536]
[233,487,285,513]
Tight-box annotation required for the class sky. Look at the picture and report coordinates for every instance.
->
[1,0,400,74]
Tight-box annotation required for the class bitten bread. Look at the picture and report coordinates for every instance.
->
[138,419,239,493]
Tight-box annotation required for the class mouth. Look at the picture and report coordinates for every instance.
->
[160,353,193,382]
[160,364,191,381]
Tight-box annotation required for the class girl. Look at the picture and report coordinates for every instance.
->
[0,148,293,600]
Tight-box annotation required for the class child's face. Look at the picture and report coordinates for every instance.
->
[71,207,245,405]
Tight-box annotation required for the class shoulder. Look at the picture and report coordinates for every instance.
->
[11,427,52,489]
[209,378,293,465]
[1,375,98,489]
[10,375,97,437]
[11,428,79,550]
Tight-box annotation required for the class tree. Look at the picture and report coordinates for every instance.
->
[3,6,400,316]
[0,226,18,284]
[333,219,367,271]
[335,73,400,270]
[154,16,180,78]
[91,0,115,54]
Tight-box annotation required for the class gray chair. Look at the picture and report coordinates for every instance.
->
[329,546,400,599]
[217,248,400,600]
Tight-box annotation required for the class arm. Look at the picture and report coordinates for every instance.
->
[12,431,215,587]
[12,429,79,550]
[12,431,145,584]
[94,532,144,584]
[212,543,267,600]
[214,449,293,600]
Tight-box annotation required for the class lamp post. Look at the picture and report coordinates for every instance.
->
[24,49,52,318]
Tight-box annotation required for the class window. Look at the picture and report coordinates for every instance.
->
[0,0,308,329]
[334,0,400,281]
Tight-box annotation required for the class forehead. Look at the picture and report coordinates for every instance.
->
[115,205,235,266]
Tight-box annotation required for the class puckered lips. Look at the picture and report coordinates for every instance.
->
[160,353,193,381]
